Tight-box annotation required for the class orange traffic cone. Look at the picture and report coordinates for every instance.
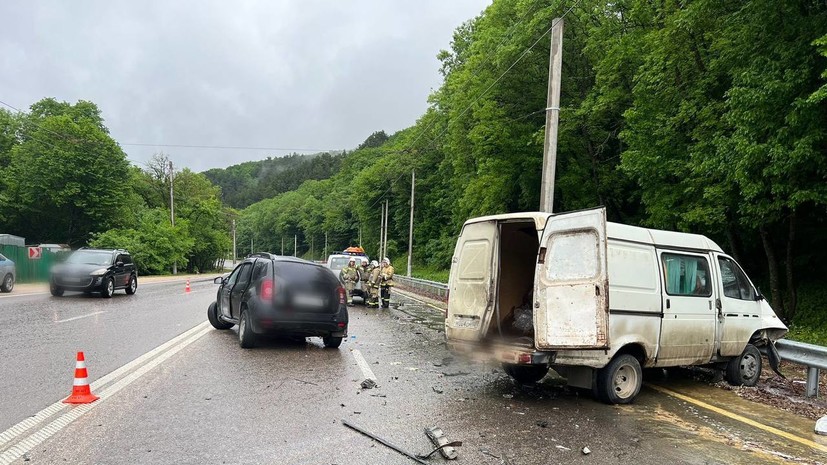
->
[185,279,191,294]
[63,351,99,404]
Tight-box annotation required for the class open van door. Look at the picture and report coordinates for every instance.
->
[446,220,498,342]
[534,207,609,350]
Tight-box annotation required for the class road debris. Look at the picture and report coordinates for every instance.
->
[582,446,591,455]
[342,419,430,465]
[432,386,444,394]
[480,449,501,459]
[423,426,460,460]
[361,379,378,389]
[816,416,827,435]
[555,445,571,451]
[442,370,470,377]
[536,420,548,428]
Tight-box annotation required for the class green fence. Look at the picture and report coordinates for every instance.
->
[0,245,63,283]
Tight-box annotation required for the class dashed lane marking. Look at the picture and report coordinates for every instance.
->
[647,383,827,454]
[0,321,211,463]
[55,311,107,324]
[351,349,377,382]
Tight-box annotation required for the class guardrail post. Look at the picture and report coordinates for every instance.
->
[807,367,820,398]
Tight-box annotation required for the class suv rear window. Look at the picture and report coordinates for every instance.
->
[276,262,337,285]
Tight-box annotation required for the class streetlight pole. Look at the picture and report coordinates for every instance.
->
[169,160,177,274]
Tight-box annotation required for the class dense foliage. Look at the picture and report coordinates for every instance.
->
[0,103,231,274]
[237,0,826,327]
[203,152,343,209]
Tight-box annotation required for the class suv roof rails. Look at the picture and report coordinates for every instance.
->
[248,252,278,260]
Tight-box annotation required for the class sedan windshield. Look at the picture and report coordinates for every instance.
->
[66,251,112,266]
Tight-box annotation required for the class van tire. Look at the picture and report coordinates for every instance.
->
[595,354,642,404]
[725,344,761,387]
[503,363,549,384]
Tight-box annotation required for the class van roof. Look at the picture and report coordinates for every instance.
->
[463,212,723,253]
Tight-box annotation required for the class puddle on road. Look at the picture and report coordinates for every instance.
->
[394,300,445,332]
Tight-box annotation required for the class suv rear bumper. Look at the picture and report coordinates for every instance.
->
[248,305,349,337]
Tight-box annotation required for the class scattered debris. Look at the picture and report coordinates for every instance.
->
[432,387,444,394]
[370,393,387,398]
[480,449,501,459]
[502,394,514,399]
[361,379,378,390]
[423,426,460,460]
[342,419,430,465]
[555,445,571,451]
[536,420,548,428]
[582,446,591,455]
[390,361,402,366]
[442,370,471,377]
[293,378,318,386]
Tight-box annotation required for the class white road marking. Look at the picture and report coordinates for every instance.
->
[0,321,210,462]
[351,349,377,382]
[54,311,106,324]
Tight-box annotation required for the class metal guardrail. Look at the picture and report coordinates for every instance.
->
[774,339,827,398]
[395,275,449,299]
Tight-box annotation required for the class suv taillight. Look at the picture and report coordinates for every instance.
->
[261,280,274,300]
[337,286,346,305]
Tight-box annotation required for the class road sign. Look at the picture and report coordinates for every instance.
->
[28,247,42,260]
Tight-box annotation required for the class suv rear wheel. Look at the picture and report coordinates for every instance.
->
[323,335,343,348]
[238,310,257,348]
[0,274,13,293]
[125,275,137,295]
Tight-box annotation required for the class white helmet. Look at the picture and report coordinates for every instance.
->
[361,258,368,265]
[370,260,379,267]
[348,258,356,264]
[382,257,390,265]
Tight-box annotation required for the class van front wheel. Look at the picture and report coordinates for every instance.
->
[725,344,761,387]
[502,363,549,384]
[595,354,642,404]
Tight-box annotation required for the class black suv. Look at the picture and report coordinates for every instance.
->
[50,248,138,298]
[208,253,348,349]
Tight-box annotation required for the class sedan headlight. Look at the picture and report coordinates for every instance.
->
[90,268,109,276]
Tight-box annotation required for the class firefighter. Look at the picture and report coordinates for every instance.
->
[379,257,395,309]
[367,260,381,308]
[358,258,370,304]
[339,258,359,306]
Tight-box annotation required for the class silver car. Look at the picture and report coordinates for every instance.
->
[0,253,15,293]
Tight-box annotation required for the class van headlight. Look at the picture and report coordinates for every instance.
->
[90,268,109,276]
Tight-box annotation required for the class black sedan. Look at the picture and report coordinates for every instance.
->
[208,253,348,348]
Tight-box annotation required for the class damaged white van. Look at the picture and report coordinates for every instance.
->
[445,207,787,404]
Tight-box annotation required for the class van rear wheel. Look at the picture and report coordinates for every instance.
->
[503,363,549,384]
[595,354,642,404]
[725,344,761,387]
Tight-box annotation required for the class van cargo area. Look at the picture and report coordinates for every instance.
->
[490,221,539,344]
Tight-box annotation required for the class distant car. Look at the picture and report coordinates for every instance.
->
[0,253,15,293]
[208,253,348,348]
[50,248,138,298]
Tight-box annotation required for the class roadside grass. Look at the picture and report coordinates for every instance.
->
[411,268,449,283]
[786,325,827,346]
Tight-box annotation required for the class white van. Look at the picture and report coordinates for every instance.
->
[445,207,787,404]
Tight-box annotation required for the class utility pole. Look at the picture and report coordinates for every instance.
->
[359,227,362,248]
[324,232,328,258]
[281,237,284,256]
[379,203,385,261]
[232,219,237,266]
[311,236,314,261]
[250,236,254,255]
[294,235,297,257]
[407,170,415,277]
[383,200,389,261]
[169,160,177,274]
[539,18,564,213]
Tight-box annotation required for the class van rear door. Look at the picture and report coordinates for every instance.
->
[534,207,609,349]
[445,220,498,342]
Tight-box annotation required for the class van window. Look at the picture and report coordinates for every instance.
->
[546,231,599,282]
[718,257,756,300]
[661,253,712,297]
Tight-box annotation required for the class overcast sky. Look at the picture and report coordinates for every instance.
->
[0,0,491,172]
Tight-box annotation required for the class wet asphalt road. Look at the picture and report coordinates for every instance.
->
[1,287,826,464]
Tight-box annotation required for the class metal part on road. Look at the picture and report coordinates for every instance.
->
[342,420,430,465]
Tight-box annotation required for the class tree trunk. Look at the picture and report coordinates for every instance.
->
[759,226,785,319]
[725,223,742,265]
[785,211,797,320]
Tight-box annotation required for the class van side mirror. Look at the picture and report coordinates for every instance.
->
[755,288,765,301]
[214,276,224,285]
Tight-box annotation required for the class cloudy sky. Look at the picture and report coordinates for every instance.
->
[0,0,491,172]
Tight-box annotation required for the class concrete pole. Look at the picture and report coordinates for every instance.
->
[324,232,328,258]
[232,219,237,266]
[281,237,284,256]
[379,203,385,261]
[170,160,177,274]
[383,200,389,262]
[407,170,415,277]
[539,18,564,213]
[294,235,297,257]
